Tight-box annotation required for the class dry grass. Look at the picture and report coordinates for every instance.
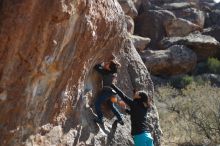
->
[155,82,220,146]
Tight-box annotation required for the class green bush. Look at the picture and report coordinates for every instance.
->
[181,76,194,86]
[207,58,220,74]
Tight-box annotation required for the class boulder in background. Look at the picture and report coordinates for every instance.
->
[164,18,201,37]
[160,33,220,61]
[130,35,151,51]
[141,45,197,76]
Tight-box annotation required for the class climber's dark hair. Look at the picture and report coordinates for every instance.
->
[109,59,121,73]
[138,90,152,108]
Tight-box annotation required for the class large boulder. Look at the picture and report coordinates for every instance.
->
[118,0,138,18]
[163,3,205,28]
[0,0,127,145]
[164,18,201,37]
[162,2,194,10]
[134,10,176,49]
[141,45,197,76]
[130,35,151,51]
[160,33,220,61]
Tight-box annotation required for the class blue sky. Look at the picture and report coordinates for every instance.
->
[214,0,220,3]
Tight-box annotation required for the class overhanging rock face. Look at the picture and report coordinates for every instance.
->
[0,0,162,145]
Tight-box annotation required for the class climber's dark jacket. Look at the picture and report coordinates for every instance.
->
[94,64,122,122]
[94,64,117,88]
[111,84,150,136]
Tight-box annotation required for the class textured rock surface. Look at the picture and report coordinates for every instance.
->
[162,2,193,10]
[165,18,201,37]
[0,0,162,146]
[130,35,151,51]
[142,45,197,76]
[168,6,205,28]
[118,0,138,18]
[0,0,124,145]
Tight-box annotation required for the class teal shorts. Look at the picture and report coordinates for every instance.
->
[133,132,154,146]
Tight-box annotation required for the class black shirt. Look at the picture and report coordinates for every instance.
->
[111,84,149,136]
[94,64,117,87]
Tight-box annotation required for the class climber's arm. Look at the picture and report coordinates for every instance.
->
[111,84,133,107]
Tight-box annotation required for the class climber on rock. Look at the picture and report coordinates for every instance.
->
[111,84,154,146]
[93,59,124,125]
